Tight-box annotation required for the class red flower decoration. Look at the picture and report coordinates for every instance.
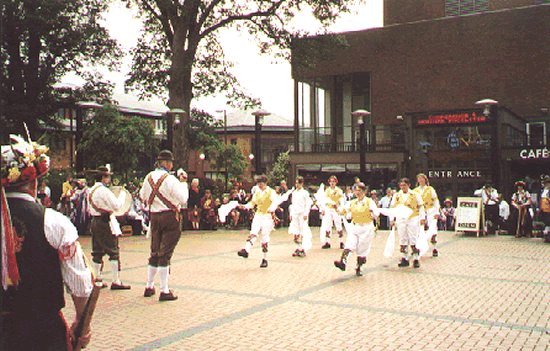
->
[37,160,48,174]
[20,166,37,181]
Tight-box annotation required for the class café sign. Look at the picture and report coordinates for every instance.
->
[428,170,482,179]
[416,111,487,126]
[519,148,549,159]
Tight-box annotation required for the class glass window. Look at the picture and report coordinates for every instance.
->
[445,0,488,17]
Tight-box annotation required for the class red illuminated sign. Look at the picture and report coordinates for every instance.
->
[416,111,487,126]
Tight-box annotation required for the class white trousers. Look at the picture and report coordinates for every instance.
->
[320,208,343,243]
[396,216,420,246]
[425,207,439,237]
[289,213,312,251]
[250,214,274,244]
[344,223,375,257]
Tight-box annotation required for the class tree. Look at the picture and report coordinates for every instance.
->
[78,105,158,179]
[124,0,355,168]
[206,143,247,183]
[187,108,223,151]
[268,150,290,185]
[0,0,121,137]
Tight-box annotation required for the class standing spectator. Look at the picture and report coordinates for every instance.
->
[441,198,456,231]
[37,179,52,207]
[187,179,201,230]
[200,189,217,230]
[474,183,499,234]
[60,173,73,216]
[279,180,291,227]
[70,179,91,236]
[378,188,393,230]
[539,176,550,242]
[344,186,354,201]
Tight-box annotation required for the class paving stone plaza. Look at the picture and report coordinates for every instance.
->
[63,228,549,350]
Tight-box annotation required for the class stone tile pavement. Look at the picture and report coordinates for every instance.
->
[64,228,550,350]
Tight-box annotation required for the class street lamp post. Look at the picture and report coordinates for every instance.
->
[475,98,500,189]
[252,109,270,175]
[167,108,186,151]
[352,109,371,183]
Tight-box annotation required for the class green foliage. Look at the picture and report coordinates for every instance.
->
[206,143,247,180]
[1,0,121,136]
[187,109,223,151]
[268,150,290,185]
[77,105,158,179]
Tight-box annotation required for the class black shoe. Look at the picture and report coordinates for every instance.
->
[432,249,439,257]
[397,258,410,267]
[159,290,178,301]
[111,282,131,290]
[413,259,420,268]
[292,249,300,257]
[355,267,363,276]
[298,250,306,257]
[237,249,249,258]
[333,260,346,271]
[322,243,331,249]
[260,259,268,268]
[340,242,345,249]
[143,287,156,297]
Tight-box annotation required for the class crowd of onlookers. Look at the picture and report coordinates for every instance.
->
[39,171,548,242]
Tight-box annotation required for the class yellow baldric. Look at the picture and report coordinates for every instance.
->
[349,198,373,224]
[252,187,274,214]
[325,187,343,208]
[393,190,420,218]
[415,185,435,209]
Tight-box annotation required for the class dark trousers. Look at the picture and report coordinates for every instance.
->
[149,211,181,266]
[91,216,119,263]
[1,310,68,351]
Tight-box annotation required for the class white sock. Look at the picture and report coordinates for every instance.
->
[110,260,121,284]
[245,235,257,252]
[158,266,170,293]
[92,262,102,280]
[146,265,158,289]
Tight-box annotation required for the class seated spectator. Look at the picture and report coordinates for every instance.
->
[200,189,217,230]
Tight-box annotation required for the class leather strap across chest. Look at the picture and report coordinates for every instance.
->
[89,186,111,215]
[147,173,177,211]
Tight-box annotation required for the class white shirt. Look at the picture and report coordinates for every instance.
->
[289,188,313,216]
[5,192,93,298]
[475,187,499,205]
[88,182,126,216]
[379,194,392,209]
[245,186,279,213]
[139,168,189,213]
[416,185,440,212]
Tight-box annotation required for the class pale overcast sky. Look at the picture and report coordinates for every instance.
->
[63,0,383,118]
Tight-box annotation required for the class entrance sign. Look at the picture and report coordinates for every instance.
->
[455,197,483,236]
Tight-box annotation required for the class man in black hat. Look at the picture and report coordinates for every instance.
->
[511,180,533,237]
[88,165,131,290]
[475,182,499,234]
[139,150,188,301]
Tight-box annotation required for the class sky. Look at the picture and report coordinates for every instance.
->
[63,0,383,119]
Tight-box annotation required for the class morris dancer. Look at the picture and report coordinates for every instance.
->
[237,175,278,268]
[320,175,345,249]
[289,176,313,257]
[88,166,130,290]
[333,182,378,276]
[391,178,425,268]
[140,150,189,301]
[1,134,93,350]
[540,176,550,243]
[414,173,440,257]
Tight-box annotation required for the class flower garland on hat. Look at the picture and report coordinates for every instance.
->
[1,135,50,187]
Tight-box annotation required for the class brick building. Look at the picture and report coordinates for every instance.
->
[290,0,549,200]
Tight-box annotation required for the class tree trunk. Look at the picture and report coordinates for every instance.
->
[168,24,196,170]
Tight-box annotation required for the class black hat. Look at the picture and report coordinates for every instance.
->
[157,150,174,161]
[87,166,112,176]
[542,175,550,184]
[514,180,526,188]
